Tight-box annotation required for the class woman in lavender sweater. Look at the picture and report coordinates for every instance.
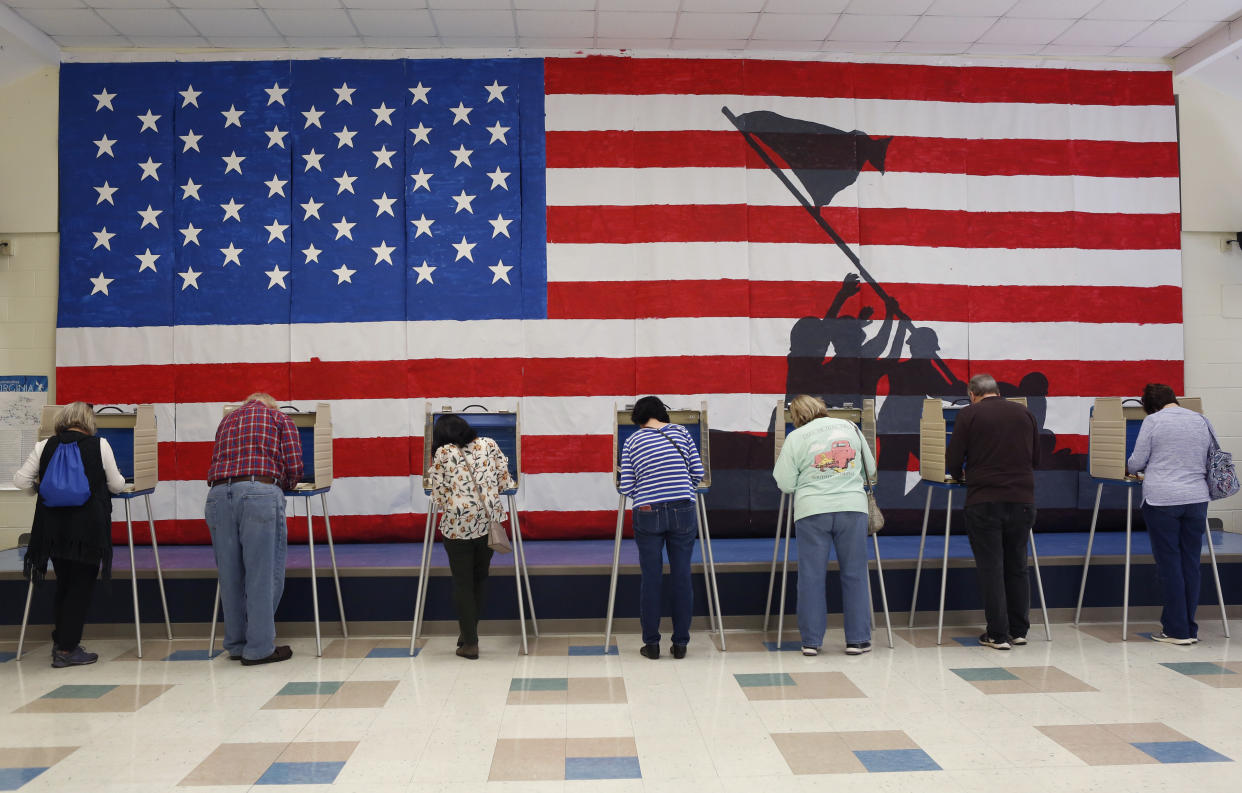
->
[1126,383,1215,645]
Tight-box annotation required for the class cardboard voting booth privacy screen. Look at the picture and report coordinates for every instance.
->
[772,398,877,464]
[39,404,157,492]
[918,397,1028,483]
[1087,396,1203,481]
[221,403,333,490]
[613,403,711,490]
[422,404,520,493]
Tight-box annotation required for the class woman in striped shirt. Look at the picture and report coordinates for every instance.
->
[618,396,705,660]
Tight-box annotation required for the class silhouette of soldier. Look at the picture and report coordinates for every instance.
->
[876,321,965,474]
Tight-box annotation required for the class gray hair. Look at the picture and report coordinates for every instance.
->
[244,392,279,409]
[967,373,1000,397]
[54,401,96,435]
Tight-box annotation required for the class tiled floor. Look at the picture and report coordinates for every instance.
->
[1,624,1241,792]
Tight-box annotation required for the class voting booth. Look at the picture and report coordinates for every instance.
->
[1074,397,1228,639]
[762,399,892,649]
[410,404,537,655]
[908,397,1051,644]
[18,405,170,660]
[208,403,346,658]
[603,402,725,650]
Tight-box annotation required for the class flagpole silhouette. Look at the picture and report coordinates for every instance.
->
[722,105,957,386]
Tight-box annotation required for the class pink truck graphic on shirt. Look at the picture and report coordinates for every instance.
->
[813,440,856,471]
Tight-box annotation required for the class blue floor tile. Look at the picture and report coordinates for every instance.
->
[41,685,117,699]
[1161,662,1233,676]
[0,651,16,663]
[568,644,619,656]
[734,673,796,688]
[510,678,569,691]
[1131,741,1232,764]
[366,647,414,658]
[277,682,343,696]
[952,667,1018,682]
[0,767,48,790]
[254,761,346,785]
[762,641,804,652]
[854,748,942,772]
[564,756,642,780]
[950,636,981,647]
[162,649,224,661]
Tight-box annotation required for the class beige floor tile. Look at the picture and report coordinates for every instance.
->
[970,679,1038,695]
[770,732,865,775]
[0,745,79,767]
[527,637,571,656]
[742,672,865,701]
[1104,722,1188,743]
[508,690,569,706]
[566,677,627,705]
[837,729,919,751]
[1068,742,1163,766]
[565,736,637,757]
[178,742,286,786]
[1072,623,1161,644]
[1037,724,1117,747]
[324,681,399,708]
[1008,666,1097,693]
[16,685,174,714]
[276,740,358,763]
[1194,675,1242,689]
[261,694,333,710]
[489,738,566,781]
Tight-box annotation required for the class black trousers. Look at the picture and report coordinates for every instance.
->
[443,536,493,645]
[51,557,100,651]
[964,502,1034,641]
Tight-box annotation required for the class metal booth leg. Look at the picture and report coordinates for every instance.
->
[410,504,438,655]
[698,493,726,651]
[1122,487,1133,641]
[125,499,143,658]
[695,501,717,635]
[510,494,539,636]
[873,533,894,649]
[1029,530,1052,641]
[775,495,794,646]
[762,492,786,633]
[1074,482,1104,625]
[936,489,953,646]
[16,579,34,661]
[320,493,348,639]
[508,495,529,656]
[145,494,172,640]
[602,493,627,651]
[909,486,934,628]
[1204,520,1231,639]
[303,498,322,657]
[208,580,220,656]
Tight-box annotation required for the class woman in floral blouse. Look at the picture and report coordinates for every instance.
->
[426,414,516,659]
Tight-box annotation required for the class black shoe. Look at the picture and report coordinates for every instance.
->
[671,644,686,659]
[456,644,479,659]
[240,645,292,665]
[229,654,242,661]
[640,643,660,660]
[844,642,872,656]
[979,634,1011,650]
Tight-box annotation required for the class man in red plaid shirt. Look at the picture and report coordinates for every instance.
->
[205,393,303,665]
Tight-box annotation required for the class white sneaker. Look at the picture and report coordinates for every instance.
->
[1011,635,1028,646]
[844,642,872,655]
[1149,632,1194,646]
[801,646,819,657]
[979,634,1012,651]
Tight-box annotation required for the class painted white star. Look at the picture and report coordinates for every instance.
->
[222,150,245,175]
[264,219,290,243]
[135,248,160,272]
[332,216,356,240]
[92,228,115,250]
[332,264,356,283]
[179,267,201,290]
[221,104,244,128]
[179,85,201,108]
[409,82,430,104]
[137,204,162,229]
[489,213,513,238]
[264,174,288,198]
[302,244,322,264]
[179,129,202,152]
[220,197,244,222]
[334,83,356,105]
[302,149,324,172]
[452,236,476,261]
[413,260,435,284]
[484,80,507,103]
[409,122,431,145]
[89,272,114,296]
[372,144,395,169]
[265,83,288,106]
[410,168,433,192]
[220,242,243,266]
[94,181,118,205]
[302,106,324,128]
[265,125,288,149]
[334,171,357,194]
[93,88,116,111]
[180,223,202,246]
[411,214,435,238]
[450,144,473,167]
[372,102,395,125]
[138,157,162,181]
[137,108,161,132]
[487,166,510,190]
[266,265,289,289]
[451,190,476,214]
[373,193,397,217]
[334,125,357,148]
[94,134,116,158]
[301,197,323,220]
[181,178,202,200]
[486,121,509,145]
[450,102,472,125]
[372,240,396,265]
[489,259,513,284]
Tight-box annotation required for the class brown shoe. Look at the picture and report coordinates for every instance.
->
[456,644,479,660]
[240,645,292,665]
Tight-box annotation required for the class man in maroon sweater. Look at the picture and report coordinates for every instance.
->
[946,374,1040,650]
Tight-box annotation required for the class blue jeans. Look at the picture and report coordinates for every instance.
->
[795,511,870,647]
[633,499,697,646]
[205,482,287,660]
[1142,500,1208,640]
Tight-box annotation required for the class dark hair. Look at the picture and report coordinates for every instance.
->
[630,395,670,426]
[1141,383,1178,415]
[431,414,477,455]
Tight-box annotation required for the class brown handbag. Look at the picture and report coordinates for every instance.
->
[854,427,884,535]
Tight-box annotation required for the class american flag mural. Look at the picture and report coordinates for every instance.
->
[54,57,1181,543]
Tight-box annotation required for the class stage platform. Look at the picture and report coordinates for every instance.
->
[3,532,1241,636]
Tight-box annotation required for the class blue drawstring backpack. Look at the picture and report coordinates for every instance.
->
[39,440,91,507]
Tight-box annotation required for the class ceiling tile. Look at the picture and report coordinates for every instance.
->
[439,35,518,46]
[827,13,918,40]
[903,15,999,41]
[597,11,676,37]
[84,0,172,7]
[745,38,825,49]
[598,0,680,10]
[360,36,441,46]
[1006,0,1108,18]
[967,41,1046,53]
[1110,44,1179,56]
[892,39,971,52]
[180,9,279,37]
[926,0,1017,13]
[1126,18,1220,45]
[54,35,134,46]
[15,8,117,35]
[821,39,899,51]
[978,17,1075,43]
[675,12,758,38]
[517,35,597,46]
[681,0,766,10]
[1163,0,1242,21]
[345,0,430,7]
[350,9,436,36]
[8,1,85,7]
[753,12,840,39]
[96,8,197,36]
[844,0,934,13]
[431,9,516,36]
[516,10,595,36]
[124,35,210,46]
[283,35,365,46]
[205,36,292,48]
[266,8,357,36]
[766,0,850,11]
[172,1,263,8]
[671,37,749,49]
[513,0,596,8]
[429,0,511,7]
[1039,42,1121,54]
[257,0,345,8]
[1052,18,1152,45]
[1086,0,1182,20]
[595,37,674,48]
